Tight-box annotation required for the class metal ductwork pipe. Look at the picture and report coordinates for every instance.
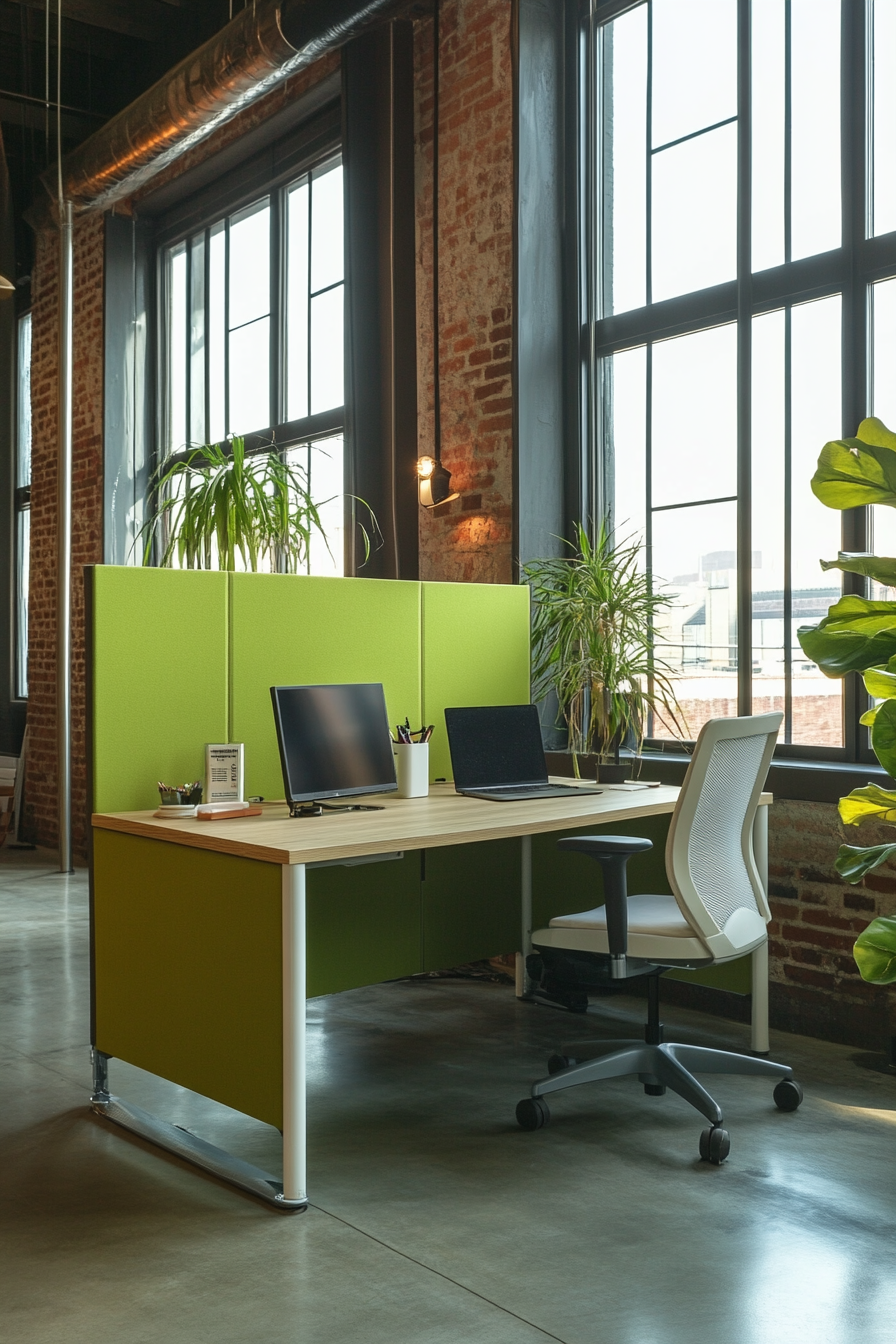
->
[57,201,73,872]
[41,0,409,216]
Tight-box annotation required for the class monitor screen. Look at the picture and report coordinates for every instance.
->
[270,683,397,803]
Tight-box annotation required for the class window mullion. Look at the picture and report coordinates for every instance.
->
[645,0,652,308]
[736,0,752,717]
[784,306,793,743]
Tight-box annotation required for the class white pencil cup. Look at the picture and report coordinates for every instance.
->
[395,742,429,798]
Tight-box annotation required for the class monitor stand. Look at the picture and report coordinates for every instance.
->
[288,801,386,819]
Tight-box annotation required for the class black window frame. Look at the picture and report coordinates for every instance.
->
[581,0,896,768]
[151,100,345,467]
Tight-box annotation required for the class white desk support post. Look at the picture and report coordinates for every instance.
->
[516,835,533,997]
[282,863,307,1205]
[751,803,771,1055]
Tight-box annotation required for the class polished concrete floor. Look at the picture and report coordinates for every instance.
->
[3,848,896,1344]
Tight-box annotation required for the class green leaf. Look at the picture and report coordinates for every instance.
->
[811,436,896,510]
[838,783,896,827]
[871,699,896,776]
[854,915,896,984]
[860,706,879,726]
[857,416,896,452]
[864,666,896,698]
[797,596,896,676]
[820,555,896,587]
[836,843,896,883]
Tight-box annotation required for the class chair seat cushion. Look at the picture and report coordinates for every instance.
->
[533,893,713,963]
[549,893,696,938]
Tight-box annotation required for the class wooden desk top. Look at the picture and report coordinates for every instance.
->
[91,780,716,867]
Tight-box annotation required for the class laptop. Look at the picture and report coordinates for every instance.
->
[444,705,604,801]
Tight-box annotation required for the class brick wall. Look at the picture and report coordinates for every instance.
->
[24,213,105,854]
[414,0,514,584]
[766,799,896,1049]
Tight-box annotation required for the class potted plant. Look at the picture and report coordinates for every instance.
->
[523,522,682,781]
[139,436,376,571]
[798,414,896,988]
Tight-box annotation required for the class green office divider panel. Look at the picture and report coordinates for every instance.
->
[89,567,229,813]
[93,830,283,1128]
[422,840,521,971]
[307,854,422,997]
[230,574,423,801]
[533,816,751,995]
[422,581,530,781]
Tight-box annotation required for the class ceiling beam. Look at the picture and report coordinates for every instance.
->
[6,0,175,44]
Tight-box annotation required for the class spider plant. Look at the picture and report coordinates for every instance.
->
[139,437,375,572]
[523,522,683,777]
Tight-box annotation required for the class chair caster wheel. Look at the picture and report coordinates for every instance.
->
[773,1078,803,1111]
[699,1125,730,1165]
[516,1097,550,1131]
[547,1054,574,1074]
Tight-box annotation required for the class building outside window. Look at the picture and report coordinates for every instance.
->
[587,0,896,761]
[15,310,31,700]
[160,154,345,575]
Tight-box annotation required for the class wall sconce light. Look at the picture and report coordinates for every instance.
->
[417,455,458,509]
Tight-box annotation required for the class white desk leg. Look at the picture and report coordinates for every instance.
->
[751,806,771,1055]
[282,863,307,1204]
[516,834,533,998]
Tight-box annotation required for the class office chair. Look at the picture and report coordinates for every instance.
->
[516,713,802,1164]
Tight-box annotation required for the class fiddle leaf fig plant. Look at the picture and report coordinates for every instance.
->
[523,521,683,776]
[798,415,896,983]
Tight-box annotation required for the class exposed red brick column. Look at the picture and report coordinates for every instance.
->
[24,213,104,856]
[766,799,896,1047]
[414,0,514,584]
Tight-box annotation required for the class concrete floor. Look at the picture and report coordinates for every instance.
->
[3,850,896,1344]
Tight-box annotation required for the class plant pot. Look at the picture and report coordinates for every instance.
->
[596,762,628,783]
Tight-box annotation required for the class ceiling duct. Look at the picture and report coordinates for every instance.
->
[40,0,408,216]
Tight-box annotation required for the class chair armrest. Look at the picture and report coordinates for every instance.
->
[557,835,653,858]
[556,835,653,962]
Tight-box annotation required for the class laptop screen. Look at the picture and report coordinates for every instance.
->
[444,705,549,789]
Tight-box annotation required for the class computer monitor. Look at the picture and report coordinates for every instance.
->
[270,683,397,817]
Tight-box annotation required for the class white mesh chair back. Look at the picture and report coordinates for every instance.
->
[665,714,781,947]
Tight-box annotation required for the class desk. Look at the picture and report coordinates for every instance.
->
[90,783,771,1210]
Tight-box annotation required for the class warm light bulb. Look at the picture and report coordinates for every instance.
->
[416,455,436,480]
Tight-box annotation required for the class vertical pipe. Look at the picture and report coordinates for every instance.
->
[432,0,441,465]
[57,199,73,874]
[282,862,307,1204]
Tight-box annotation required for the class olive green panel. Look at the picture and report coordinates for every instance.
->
[532,815,751,995]
[307,853,423,996]
[665,956,752,994]
[93,829,283,1128]
[90,567,228,813]
[421,581,530,781]
[422,839,521,970]
[229,574,423,801]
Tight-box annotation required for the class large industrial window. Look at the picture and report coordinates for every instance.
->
[14,311,31,700]
[587,0,896,761]
[160,155,345,575]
